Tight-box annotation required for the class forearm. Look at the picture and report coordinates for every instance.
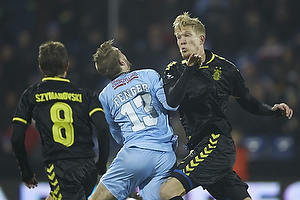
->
[236,93,281,116]
[11,123,34,182]
[164,67,190,107]
[96,131,110,174]
[91,112,110,174]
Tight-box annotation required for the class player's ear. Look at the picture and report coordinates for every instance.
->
[39,65,43,73]
[199,35,205,45]
[65,62,70,72]
[119,58,125,66]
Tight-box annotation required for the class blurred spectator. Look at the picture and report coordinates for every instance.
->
[242,10,266,54]
[232,128,250,182]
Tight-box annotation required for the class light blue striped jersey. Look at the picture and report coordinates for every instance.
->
[99,69,177,152]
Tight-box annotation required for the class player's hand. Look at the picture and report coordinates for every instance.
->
[24,174,38,189]
[187,53,202,66]
[271,103,293,119]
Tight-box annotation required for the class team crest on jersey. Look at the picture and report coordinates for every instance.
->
[212,67,221,80]
[112,72,139,89]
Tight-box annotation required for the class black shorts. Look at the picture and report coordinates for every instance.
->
[45,158,97,200]
[171,133,251,200]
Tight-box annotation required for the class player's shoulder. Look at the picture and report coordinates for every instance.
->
[210,52,236,69]
[21,82,40,97]
[165,60,186,70]
[135,68,157,74]
[67,83,99,102]
[99,82,113,101]
[99,84,109,96]
[134,68,160,78]
[69,82,95,95]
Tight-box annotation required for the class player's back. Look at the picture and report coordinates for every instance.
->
[100,69,175,152]
[15,77,99,162]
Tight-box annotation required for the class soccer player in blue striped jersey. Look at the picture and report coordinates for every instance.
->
[89,40,178,200]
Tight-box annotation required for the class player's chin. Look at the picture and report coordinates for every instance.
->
[181,52,190,60]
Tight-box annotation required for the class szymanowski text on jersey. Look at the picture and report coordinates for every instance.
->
[35,92,82,102]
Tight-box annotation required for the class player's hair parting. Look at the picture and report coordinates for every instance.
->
[173,12,206,37]
[38,40,69,76]
[93,39,122,80]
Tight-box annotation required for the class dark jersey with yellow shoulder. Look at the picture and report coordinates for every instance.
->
[163,50,276,149]
[12,76,103,162]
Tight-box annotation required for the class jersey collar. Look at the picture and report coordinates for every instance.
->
[181,50,215,67]
[202,50,214,65]
[42,76,70,82]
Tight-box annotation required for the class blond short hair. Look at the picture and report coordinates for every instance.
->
[93,40,121,80]
[173,12,205,36]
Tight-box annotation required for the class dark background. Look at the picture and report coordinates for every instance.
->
[0,0,300,199]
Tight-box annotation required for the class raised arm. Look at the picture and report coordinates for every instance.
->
[164,54,202,108]
[164,67,189,108]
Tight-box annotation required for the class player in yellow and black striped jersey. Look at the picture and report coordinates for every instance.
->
[159,12,293,200]
[11,41,110,200]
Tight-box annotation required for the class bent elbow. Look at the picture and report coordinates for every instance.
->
[166,98,179,108]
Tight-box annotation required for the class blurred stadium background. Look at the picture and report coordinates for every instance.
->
[0,0,299,199]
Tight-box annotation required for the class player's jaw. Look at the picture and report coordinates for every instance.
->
[180,48,192,60]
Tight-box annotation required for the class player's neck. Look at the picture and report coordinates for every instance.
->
[111,70,130,81]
